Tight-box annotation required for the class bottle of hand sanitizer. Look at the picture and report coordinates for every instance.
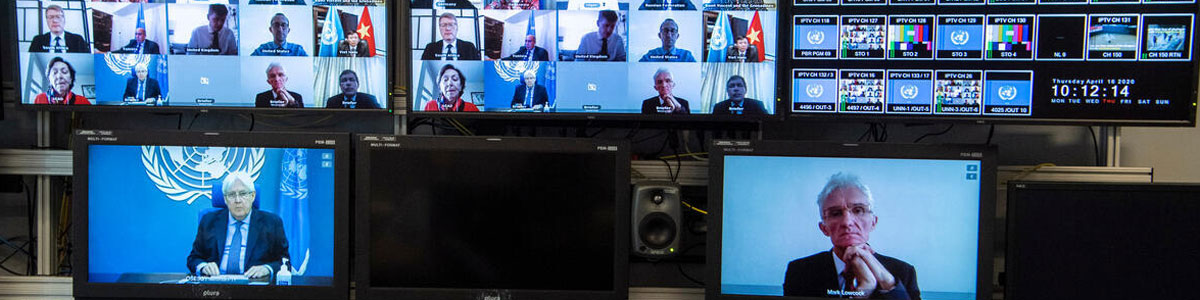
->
[277,258,292,286]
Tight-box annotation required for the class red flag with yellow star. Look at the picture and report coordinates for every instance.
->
[747,11,765,62]
[357,7,377,57]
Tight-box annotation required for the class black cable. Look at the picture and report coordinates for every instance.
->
[22,179,35,274]
[857,123,875,142]
[658,158,676,183]
[0,238,32,275]
[985,124,996,145]
[177,113,183,130]
[913,124,955,143]
[1087,126,1100,166]
[185,112,202,130]
[249,113,255,132]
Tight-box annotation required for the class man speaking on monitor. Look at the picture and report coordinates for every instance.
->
[188,171,290,279]
[783,173,920,299]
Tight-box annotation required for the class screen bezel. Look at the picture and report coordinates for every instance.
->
[71,130,351,300]
[402,1,787,122]
[705,140,997,300]
[9,0,396,113]
[1004,181,1200,300]
[780,7,1200,126]
[353,135,631,300]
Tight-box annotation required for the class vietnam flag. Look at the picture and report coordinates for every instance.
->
[357,7,377,57]
[747,11,766,62]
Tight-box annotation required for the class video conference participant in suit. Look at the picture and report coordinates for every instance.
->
[338,32,369,57]
[114,28,161,54]
[726,36,759,62]
[325,70,379,109]
[783,173,920,300]
[503,35,550,61]
[712,75,766,115]
[639,18,695,62]
[640,68,690,114]
[188,171,290,278]
[29,5,90,53]
[185,4,238,55]
[423,64,480,111]
[575,10,626,61]
[34,57,92,105]
[421,13,481,61]
[252,13,308,56]
[255,63,304,108]
[510,71,549,110]
[122,64,163,104]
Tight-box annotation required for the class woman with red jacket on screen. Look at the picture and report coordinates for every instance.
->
[34,57,91,105]
[424,64,479,112]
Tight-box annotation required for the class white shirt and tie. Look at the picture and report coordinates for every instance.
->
[50,32,66,53]
[220,210,252,274]
[442,39,458,60]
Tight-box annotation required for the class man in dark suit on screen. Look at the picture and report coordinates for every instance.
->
[640,68,690,114]
[325,70,380,109]
[255,63,304,108]
[122,64,162,104]
[29,5,90,53]
[114,28,161,54]
[502,35,550,61]
[783,173,920,300]
[188,172,289,278]
[420,13,481,61]
[510,71,549,111]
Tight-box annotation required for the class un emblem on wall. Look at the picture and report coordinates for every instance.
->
[141,146,265,205]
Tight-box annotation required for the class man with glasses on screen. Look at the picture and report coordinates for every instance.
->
[251,13,308,56]
[29,5,89,53]
[188,171,290,279]
[420,13,481,61]
[783,173,919,299]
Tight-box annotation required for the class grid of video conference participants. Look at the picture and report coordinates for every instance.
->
[410,0,777,115]
[17,0,388,109]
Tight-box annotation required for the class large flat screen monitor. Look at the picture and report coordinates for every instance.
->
[14,0,391,111]
[784,2,1199,125]
[73,130,350,300]
[355,135,630,300]
[408,0,779,120]
[1006,182,1200,300]
[707,141,995,300]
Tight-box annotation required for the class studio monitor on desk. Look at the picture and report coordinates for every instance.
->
[633,181,681,258]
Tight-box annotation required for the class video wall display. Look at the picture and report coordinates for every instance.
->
[786,0,1199,124]
[410,0,778,117]
[15,0,389,110]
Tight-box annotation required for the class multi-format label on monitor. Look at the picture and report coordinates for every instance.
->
[888,16,934,59]
[1088,15,1140,60]
[937,16,985,59]
[840,16,887,59]
[794,16,838,59]
[838,70,886,113]
[983,71,1034,115]
[886,70,934,113]
[1141,14,1193,61]
[793,69,838,112]
[935,70,983,114]
[986,16,1035,60]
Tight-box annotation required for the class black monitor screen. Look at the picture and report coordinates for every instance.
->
[409,0,778,119]
[360,137,628,299]
[14,0,389,110]
[785,2,1199,125]
[1006,183,1200,300]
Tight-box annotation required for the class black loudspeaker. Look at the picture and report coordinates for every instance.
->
[632,181,681,258]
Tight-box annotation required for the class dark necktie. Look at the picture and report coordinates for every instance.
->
[137,81,145,101]
[445,44,455,60]
[525,87,533,107]
[211,32,220,53]
[841,271,856,293]
[137,42,143,54]
[228,220,244,274]
[599,37,608,58]
[53,37,63,53]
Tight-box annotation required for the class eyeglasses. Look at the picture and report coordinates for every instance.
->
[822,205,873,220]
[225,191,254,199]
